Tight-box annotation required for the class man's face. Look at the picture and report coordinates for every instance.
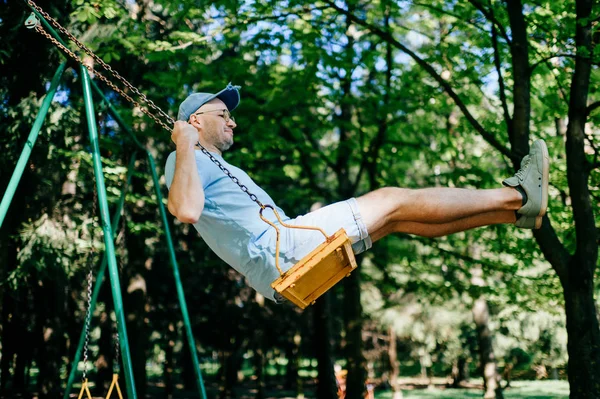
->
[189,98,237,152]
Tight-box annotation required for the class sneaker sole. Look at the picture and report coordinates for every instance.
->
[537,140,550,217]
[516,215,543,229]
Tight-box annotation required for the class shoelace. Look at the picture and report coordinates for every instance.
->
[515,155,531,181]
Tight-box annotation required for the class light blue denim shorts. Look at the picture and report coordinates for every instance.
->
[280,198,373,260]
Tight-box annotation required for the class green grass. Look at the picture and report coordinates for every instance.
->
[375,381,569,399]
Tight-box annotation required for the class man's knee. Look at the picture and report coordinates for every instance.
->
[359,187,409,201]
[356,187,411,231]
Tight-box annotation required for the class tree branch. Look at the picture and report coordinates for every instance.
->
[466,0,512,44]
[299,126,337,171]
[392,21,436,41]
[277,125,331,200]
[240,11,305,25]
[357,9,394,193]
[321,0,515,162]
[382,139,427,150]
[532,217,570,283]
[410,2,489,37]
[297,152,333,202]
[239,5,331,25]
[352,108,371,192]
[407,236,513,273]
[544,60,570,107]
[529,53,577,75]
[491,24,512,138]
[587,101,600,116]
[564,0,597,261]
[585,134,599,170]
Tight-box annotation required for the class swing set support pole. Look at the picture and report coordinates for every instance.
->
[0,61,67,229]
[81,67,137,399]
[93,84,207,399]
[63,152,137,399]
[147,153,208,399]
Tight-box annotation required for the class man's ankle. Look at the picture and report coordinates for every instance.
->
[514,186,527,207]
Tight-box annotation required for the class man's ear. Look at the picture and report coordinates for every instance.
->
[189,116,203,131]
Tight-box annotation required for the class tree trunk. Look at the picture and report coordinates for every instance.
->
[344,269,367,399]
[221,351,235,399]
[254,347,265,399]
[419,350,429,382]
[285,332,301,392]
[313,293,338,399]
[387,327,403,399]
[180,336,196,391]
[452,356,468,388]
[339,5,367,396]
[35,270,67,399]
[0,288,16,395]
[562,1,600,397]
[0,191,25,396]
[164,322,175,399]
[125,273,148,399]
[505,0,531,158]
[96,301,114,393]
[564,257,600,398]
[503,362,513,388]
[472,297,503,399]
[15,290,34,396]
[221,341,244,399]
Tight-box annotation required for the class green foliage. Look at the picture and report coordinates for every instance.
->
[71,0,124,24]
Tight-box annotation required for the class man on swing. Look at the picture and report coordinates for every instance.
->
[165,84,549,302]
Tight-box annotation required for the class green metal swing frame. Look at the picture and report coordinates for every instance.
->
[0,4,207,399]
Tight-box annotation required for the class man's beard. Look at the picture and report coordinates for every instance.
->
[205,122,233,152]
[216,134,233,152]
[217,140,232,152]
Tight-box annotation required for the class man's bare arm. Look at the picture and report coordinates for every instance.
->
[167,121,205,224]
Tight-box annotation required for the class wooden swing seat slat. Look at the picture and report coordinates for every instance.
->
[271,228,357,309]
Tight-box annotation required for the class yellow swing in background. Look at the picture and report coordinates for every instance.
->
[76,351,123,399]
[74,193,124,399]
[104,360,124,399]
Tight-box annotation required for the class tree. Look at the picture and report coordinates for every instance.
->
[314,0,599,396]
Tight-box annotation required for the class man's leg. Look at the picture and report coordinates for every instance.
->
[356,186,522,233]
[369,210,516,242]
[355,139,549,242]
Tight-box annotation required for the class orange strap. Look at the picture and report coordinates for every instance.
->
[259,205,329,275]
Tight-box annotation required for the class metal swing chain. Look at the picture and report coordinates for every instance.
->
[29,23,174,133]
[82,184,99,382]
[82,268,93,381]
[27,0,172,126]
[113,202,126,374]
[114,332,120,373]
[27,1,267,211]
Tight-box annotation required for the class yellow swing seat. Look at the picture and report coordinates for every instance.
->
[76,374,123,399]
[260,206,358,309]
[77,379,93,399]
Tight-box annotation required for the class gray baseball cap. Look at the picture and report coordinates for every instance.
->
[177,82,241,121]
